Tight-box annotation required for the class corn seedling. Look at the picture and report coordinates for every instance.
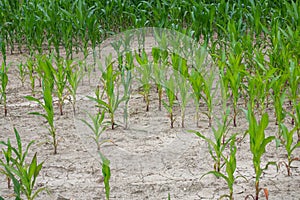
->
[226,45,245,127]
[244,107,275,200]
[200,69,217,127]
[0,128,45,200]
[174,71,190,128]
[170,53,190,127]
[135,50,152,112]
[25,60,57,154]
[99,152,111,200]
[0,62,8,116]
[0,137,13,189]
[120,52,134,129]
[271,74,287,128]
[26,58,36,95]
[152,47,168,111]
[67,62,83,115]
[89,56,121,129]
[190,109,232,172]
[290,102,300,141]
[17,62,27,88]
[189,68,203,127]
[279,124,300,176]
[4,152,45,200]
[201,135,238,200]
[162,75,176,128]
[81,110,111,151]
[286,59,300,125]
[52,58,69,115]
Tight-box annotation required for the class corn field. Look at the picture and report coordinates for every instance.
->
[0,0,300,199]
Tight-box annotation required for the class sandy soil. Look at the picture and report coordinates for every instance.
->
[1,37,300,200]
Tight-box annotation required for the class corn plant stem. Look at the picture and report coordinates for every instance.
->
[170,112,174,128]
[158,87,162,111]
[255,181,259,200]
[51,129,57,155]
[181,111,185,128]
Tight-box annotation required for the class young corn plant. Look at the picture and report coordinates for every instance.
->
[0,128,45,200]
[200,69,217,127]
[190,110,233,172]
[244,107,275,200]
[0,137,13,189]
[18,62,27,88]
[162,75,176,128]
[174,71,190,128]
[4,152,45,200]
[271,74,287,130]
[0,62,8,116]
[89,56,121,129]
[120,52,134,129]
[67,62,83,115]
[286,59,300,126]
[152,47,168,111]
[201,135,238,200]
[279,124,300,176]
[246,67,277,114]
[171,53,190,127]
[25,61,57,154]
[99,152,111,200]
[81,110,111,151]
[52,58,69,116]
[226,48,245,127]
[189,68,203,127]
[135,50,152,112]
[26,58,36,95]
[291,102,300,142]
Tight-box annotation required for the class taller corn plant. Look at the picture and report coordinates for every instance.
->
[246,67,277,115]
[271,73,287,127]
[152,47,168,111]
[291,102,300,142]
[200,68,217,127]
[89,55,121,129]
[135,50,152,112]
[286,59,300,126]
[162,75,176,128]
[189,68,203,127]
[189,46,208,127]
[190,109,233,173]
[67,61,83,115]
[26,58,36,95]
[120,52,134,129]
[279,124,300,176]
[171,53,190,127]
[226,43,245,127]
[201,135,238,200]
[53,59,70,116]
[0,62,8,116]
[173,71,190,128]
[244,106,275,200]
[25,58,57,154]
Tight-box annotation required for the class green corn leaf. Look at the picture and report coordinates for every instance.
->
[99,152,111,200]
[28,153,37,181]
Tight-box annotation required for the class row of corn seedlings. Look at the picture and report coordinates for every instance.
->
[0,1,299,59]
